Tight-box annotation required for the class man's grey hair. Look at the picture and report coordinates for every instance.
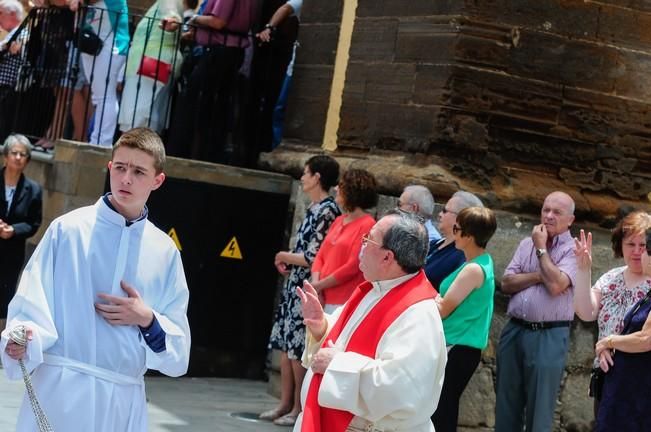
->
[0,0,24,20]
[382,211,429,273]
[403,185,435,219]
[451,191,483,212]
[3,134,32,160]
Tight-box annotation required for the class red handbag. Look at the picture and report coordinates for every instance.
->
[137,55,172,83]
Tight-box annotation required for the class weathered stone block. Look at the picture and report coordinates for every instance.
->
[51,162,80,195]
[463,0,600,40]
[342,61,367,102]
[597,4,651,50]
[507,31,619,93]
[53,144,79,164]
[458,365,496,428]
[448,67,562,125]
[42,190,67,222]
[338,99,370,144]
[613,49,651,100]
[560,372,595,432]
[296,23,339,66]
[567,321,598,370]
[300,0,343,24]
[284,65,334,144]
[413,64,452,106]
[365,103,437,152]
[395,19,459,63]
[454,24,513,70]
[350,18,399,63]
[364,63,417,105]
[357,0,462,18]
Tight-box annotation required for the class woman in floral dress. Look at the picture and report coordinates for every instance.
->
[574,210,651,415]
[262,155,341,426]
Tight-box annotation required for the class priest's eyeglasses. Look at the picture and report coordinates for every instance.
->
[361,233,383,248]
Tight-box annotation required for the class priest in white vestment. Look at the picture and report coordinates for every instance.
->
[1,128,191,432]
[295,211,447,432]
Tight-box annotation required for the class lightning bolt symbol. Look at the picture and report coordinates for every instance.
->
[228,241,236,254]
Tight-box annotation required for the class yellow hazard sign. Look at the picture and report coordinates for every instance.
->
[168,228,183,251]
[220,236,243,260]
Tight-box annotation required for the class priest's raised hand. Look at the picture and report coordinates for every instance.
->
[296,280,328,341]
[95,280,154,328]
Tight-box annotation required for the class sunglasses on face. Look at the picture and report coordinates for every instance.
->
[453,224,463,235]
[647,232,651,255]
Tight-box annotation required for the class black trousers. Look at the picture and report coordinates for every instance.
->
[241,38,294,167]
[432,344,482,432]
[168,45,244,163]
[0,248,24,318]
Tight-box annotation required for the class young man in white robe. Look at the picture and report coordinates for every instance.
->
[1,127,191,432]
[295,211,447,432]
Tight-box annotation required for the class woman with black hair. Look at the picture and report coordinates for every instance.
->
[262,155,341,426]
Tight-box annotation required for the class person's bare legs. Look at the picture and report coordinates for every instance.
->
[289,358,307,416]
[260,351,293,420]
[72,85,93,142]
[37,86,68,148]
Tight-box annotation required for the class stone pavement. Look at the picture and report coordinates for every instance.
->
[0,371,291,431]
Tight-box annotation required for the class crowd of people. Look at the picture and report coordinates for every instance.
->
[2,129,651,430]
[0,0,302,166]
[262,161,651,432]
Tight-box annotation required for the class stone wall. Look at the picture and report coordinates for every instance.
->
[275,0,651,222]
[268,181,619,432]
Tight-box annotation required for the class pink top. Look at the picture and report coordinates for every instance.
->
[195,0,254,48]
[504,230,578,322]
[312,214,375,305]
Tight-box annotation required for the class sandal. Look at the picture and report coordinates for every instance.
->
[259,407,289,421]
[35,138,55,149]
[273,413,298,426]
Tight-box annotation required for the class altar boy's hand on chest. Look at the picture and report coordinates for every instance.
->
[95,281,154,328]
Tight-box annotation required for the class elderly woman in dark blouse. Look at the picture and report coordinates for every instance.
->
[425,191,484,288]
[0,134,42,332]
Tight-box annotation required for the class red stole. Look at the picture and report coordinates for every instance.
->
[301,270,437,432]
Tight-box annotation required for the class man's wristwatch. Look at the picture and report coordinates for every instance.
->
[536,248,547,258]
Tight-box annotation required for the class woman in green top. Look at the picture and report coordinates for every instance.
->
[432,206,497,432]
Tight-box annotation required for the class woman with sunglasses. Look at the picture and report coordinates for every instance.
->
[0,134,42,333]
[589,225,651,431]
[431,206,497,432]
[574,210,651,417]
[310,168,378,313]
[425,191,484,289]
[263,155,341,426]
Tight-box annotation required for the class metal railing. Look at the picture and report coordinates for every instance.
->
[2,5,297,167]
[4,6,185,148]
